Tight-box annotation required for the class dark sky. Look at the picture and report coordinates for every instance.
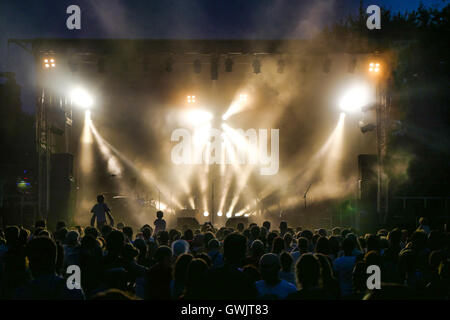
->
[0,0,447,113]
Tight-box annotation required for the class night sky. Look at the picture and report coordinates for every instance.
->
[0,0,447,112]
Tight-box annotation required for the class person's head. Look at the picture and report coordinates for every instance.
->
[332,227,341,236]
[56,221,66,231]
[156,210,164,219]
[280,251,293,272]
[203,231,215,247]
[342,237,355,256]
[26,236,57,276]
[418,217,428,226]
[283,233,293,248]
[122,243,139,262]
[410,230,428,249]
[295,253,321,289]
[35,220,46,230]
[65,230,80,247]
[39,230,50,237]
[388,228,402,246]
[279,221,288,232]
[207,238,220,251]
[315,236,330,255]
[18,228,30,245]
[299,230,313,241]
[250,225,260,240]
[54,227,68,243]
[364,250,381,266]
[5,226,20,246]
[401,229,409,241]
[142,226,153,239]
[133,238,147,255]
[346,233,361,252]
[272,236,285,254]
[185,258,208,292]
[101,224,113,238]
[173,253,194,283]
[122,226,133,241]
[183,229,194,241]
[116,222,125,230]
[314,253,335,284]
[223,232,247,267]
[172,239,190,257]
[106,230,125,254]
[84,226,99,239]
[259,253,281,286]
[263,221,271,231]
[97,194,105,203]
[250,239,265,257]
[196,252,212,268]
[158,230,170,244]
[366,234,380,252]
[154,245,172,267]
[297,237,309,253]
[237,223,245,233]
[318,228,327,237]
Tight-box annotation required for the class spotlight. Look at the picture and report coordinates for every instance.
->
[360,123,376,133]
[252,58,261,74]
[43,57,56,69]
[369,62,381,74]
[186,109,213,125]
[277,59,285,73]
[226,211,232,218]
[187,95,196,104]
[193,59,202,74]
[323,58,332,73]
[239,94,248,103]
[211,55,218,80]
[225,57,233,72]
[339,85,370,112]
[348,57,357,73]
[203,211,209,217]
[70,87,93,109]
[217,211,223,217]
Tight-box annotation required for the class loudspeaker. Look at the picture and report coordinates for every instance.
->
[357,154,378,232]
[358,154,377,200]
[49,153,74,229]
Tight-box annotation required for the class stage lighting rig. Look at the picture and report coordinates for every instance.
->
[43,57,56,69]
[369,62,381,74]
[360,123,376,133]
[70,87,93,109]
[187,95,196,104]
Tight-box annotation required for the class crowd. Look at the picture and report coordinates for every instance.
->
[0,204,449,300]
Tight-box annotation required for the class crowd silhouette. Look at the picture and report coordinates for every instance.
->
[0,208,449,300]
